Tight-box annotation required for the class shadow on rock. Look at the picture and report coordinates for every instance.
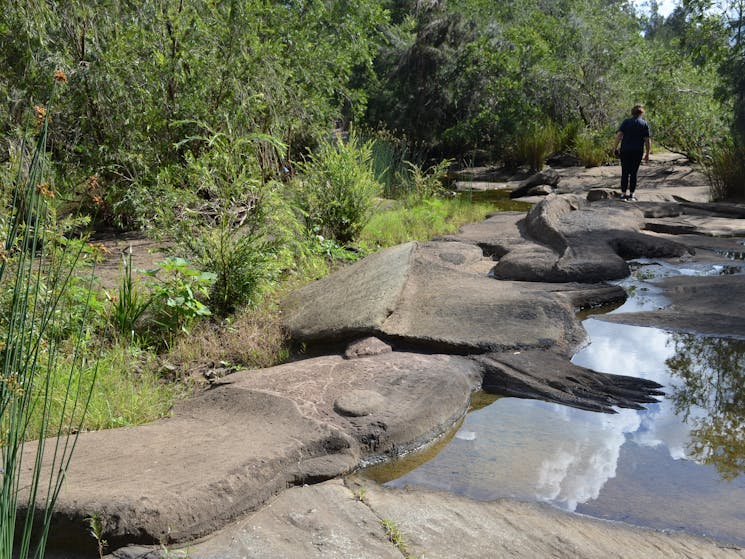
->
[474,349,664,414]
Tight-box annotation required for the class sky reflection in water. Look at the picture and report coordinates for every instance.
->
[372,261,745,544]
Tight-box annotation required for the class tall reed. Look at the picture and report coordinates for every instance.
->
[0,78,96,558]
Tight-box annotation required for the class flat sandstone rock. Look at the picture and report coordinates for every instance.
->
[284,240,595,354]
[104,480,745,559]
[596,274,745,338]
[21,352,482,551]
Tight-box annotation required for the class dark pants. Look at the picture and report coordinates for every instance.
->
[620,149,643,193]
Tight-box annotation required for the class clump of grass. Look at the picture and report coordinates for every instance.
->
[368,128,415,199]
[575,130,611,167]
[109,249,152,342]
[514,122,558,171]
[705,138,745,201]
[557,121,583,154]
[67,344,185,431]
[352,485,368,503]
[381,518,416,558]
[164,119,296,317]
[85,514,107,559]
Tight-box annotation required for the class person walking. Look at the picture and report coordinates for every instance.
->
[613,105,651,201]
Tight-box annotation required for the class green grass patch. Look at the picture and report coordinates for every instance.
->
[29,344,186,437]
[359,195,525,248]
[83,345,187,430]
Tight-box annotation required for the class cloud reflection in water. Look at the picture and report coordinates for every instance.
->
[373,299,745,543]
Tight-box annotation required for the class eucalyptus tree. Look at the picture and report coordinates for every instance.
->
[664,0,745,137]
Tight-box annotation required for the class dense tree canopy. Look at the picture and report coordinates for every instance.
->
[1,0,743,222]
[362,0,735,160]
[0,0,386,225]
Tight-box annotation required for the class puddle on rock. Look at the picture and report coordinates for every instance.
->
[360,260,745,545]
[453,189,533,212]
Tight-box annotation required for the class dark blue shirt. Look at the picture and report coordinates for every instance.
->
[618,117,650,152]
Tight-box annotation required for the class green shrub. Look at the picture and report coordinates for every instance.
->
[164,123,298,316]
[405,159,453,204]
[705,138,745,201]
[295,131,381,243]
[146,257,216,338]
[108,253,216,348]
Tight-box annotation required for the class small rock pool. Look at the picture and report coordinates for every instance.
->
[362,259,745,545]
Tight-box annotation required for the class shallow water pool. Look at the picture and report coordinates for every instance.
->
[362,260,745,545]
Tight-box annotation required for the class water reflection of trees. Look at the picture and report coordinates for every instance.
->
[666,335,745,480]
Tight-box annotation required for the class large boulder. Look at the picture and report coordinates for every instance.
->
[510,168,561,199]
[284,242,416,341]
[284,241,590,354]
[490,195,691,282]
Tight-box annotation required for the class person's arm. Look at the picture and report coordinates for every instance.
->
[644,136,651,163]
[613,131,623,156]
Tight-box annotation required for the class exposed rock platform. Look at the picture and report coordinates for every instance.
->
[25,347,662,553]
[90,479,744,559]
[29,155,745,558]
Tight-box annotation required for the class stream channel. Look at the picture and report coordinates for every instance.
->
[362,258,745,545]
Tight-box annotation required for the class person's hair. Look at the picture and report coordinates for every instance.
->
[631,104,645,117]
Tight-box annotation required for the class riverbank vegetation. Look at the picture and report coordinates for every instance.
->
[2,1,745,553]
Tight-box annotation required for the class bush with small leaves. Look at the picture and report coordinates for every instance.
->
[295,131,381,244]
